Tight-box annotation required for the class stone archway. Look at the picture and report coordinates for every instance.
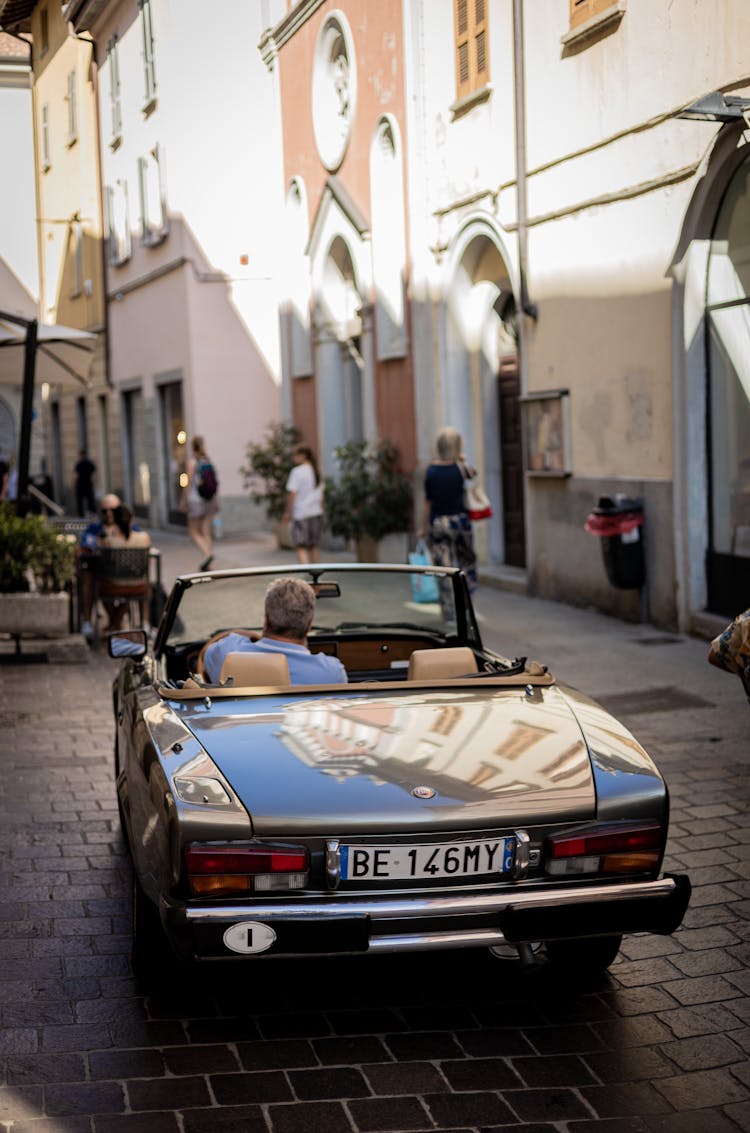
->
[672,132,750,625]
[444,223,524,567]
[315,235,367,473]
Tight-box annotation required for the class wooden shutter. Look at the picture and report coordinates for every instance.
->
[570,0,614,31]
[455,0,490,102]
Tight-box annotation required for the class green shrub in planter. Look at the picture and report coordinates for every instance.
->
[240,423,301,523]
[324,440,413,543]
[0,504,77,593]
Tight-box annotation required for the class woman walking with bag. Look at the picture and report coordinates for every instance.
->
[284,445,324,563]
[182,435,220,571]
[418,426,478,592]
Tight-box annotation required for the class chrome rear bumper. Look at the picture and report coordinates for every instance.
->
[174,873,691,958]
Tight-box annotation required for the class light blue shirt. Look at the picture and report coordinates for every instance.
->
[204,633,347,686]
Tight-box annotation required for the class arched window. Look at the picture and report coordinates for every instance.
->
[285,178,313,377]
[370,115,407,360]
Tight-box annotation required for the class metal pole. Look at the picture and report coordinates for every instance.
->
[16,318,38,516]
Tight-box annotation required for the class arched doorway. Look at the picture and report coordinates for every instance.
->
[315,235,366,473]
[706,154,750,615]
[445,225,525,567]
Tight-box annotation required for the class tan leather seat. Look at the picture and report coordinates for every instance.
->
[219,651,291,686]
[408,647,478,681]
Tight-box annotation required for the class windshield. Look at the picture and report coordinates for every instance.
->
[161,566,472,647]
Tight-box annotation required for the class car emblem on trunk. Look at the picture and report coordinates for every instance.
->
[411,785,436,799]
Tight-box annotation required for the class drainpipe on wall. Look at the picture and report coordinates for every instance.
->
[512,0,538,374]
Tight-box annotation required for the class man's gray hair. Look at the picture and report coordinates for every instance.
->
[265,577,315,639]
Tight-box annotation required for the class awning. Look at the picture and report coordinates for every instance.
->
[0,313,96,388]
[0,310,97,511]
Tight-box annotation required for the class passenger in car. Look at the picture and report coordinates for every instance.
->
[203,577,348,686]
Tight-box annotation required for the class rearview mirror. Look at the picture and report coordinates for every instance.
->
[108,629,147,660]
[311,581,341,598]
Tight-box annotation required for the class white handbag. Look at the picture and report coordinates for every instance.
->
[462,466,493,521]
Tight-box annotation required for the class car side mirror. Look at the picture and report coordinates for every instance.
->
[108,629,148,660]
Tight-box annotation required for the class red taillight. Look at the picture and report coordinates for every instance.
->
[185,845,309,897]
[545,823,663,876]
[547,824,662,858]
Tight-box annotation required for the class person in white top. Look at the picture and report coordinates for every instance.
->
[284,445,323,563]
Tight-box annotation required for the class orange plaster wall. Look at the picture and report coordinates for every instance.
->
[279,0,407,233]
[277,0,417,474]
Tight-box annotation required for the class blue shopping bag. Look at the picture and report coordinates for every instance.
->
[409,539,440,603]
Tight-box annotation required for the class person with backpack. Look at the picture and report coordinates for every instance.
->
[182,435,219,571]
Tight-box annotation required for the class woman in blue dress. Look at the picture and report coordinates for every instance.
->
[419,427,477,592]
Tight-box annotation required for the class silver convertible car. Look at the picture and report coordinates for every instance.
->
[108,563,690,985]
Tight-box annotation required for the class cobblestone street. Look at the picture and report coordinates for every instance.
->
[0,562,748,1132]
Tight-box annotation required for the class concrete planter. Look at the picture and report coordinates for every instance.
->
[355,532,409,563]
[0,592,70,637]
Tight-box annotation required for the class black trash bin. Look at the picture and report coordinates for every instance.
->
[584,495,645,589]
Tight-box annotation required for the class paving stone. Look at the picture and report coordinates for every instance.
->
[181,1105,268,1133]
[384,1030,465,1060]
[161,1044,240,1076]
[126,1074,213,1111]
[439,1056,521,1091]
[92,1114,181,1133]
[89,1049,165,1080]
[288,1065,370,1100]
[454,1027,535,1057]
[5,1051,86,1086]
[347,1094,433,1130]
[642,1111,744,1133]
[583,1046,675,1082]
[312,1035,391,1065]
[209,1070,293,1105]
[652,1067,750,1110]
[256,1012,332,1040]
[566,1122,649,1133]
[426,1089,518,1125]
[0,1085,44,1121]
[657,1006,747,1037]
[361,1060,446,1095]
[662,974,744,1006]
[268,1100,352,1133]
[238,1038,318,1070]
[45,1080,126,1116]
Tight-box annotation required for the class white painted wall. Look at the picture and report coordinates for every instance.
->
[87,0,286,517]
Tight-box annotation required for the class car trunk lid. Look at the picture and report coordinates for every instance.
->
[181,684,595,835]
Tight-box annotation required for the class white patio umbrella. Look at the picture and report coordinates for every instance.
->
[0,310,96,508]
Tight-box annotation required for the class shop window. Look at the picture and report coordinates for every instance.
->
[454,0,489,104]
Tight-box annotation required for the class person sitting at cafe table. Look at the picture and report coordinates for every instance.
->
[98,504,151,632]
[203,577,348,686]
[78,493,143,638]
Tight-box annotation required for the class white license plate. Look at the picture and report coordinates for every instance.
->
[340,838,515,881]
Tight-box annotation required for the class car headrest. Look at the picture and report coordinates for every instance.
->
[219,651,291,687]
[408,647,478,681]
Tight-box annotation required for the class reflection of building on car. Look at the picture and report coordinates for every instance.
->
[107,563,690,990]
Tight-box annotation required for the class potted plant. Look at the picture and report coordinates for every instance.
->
[0,505,77,638]
[324,439,413,561]
[240,422,301,547]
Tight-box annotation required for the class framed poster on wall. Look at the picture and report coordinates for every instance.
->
[520,389,572,477]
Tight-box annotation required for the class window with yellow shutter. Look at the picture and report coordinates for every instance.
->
[567,0,626,39]
[454,0,490,104]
